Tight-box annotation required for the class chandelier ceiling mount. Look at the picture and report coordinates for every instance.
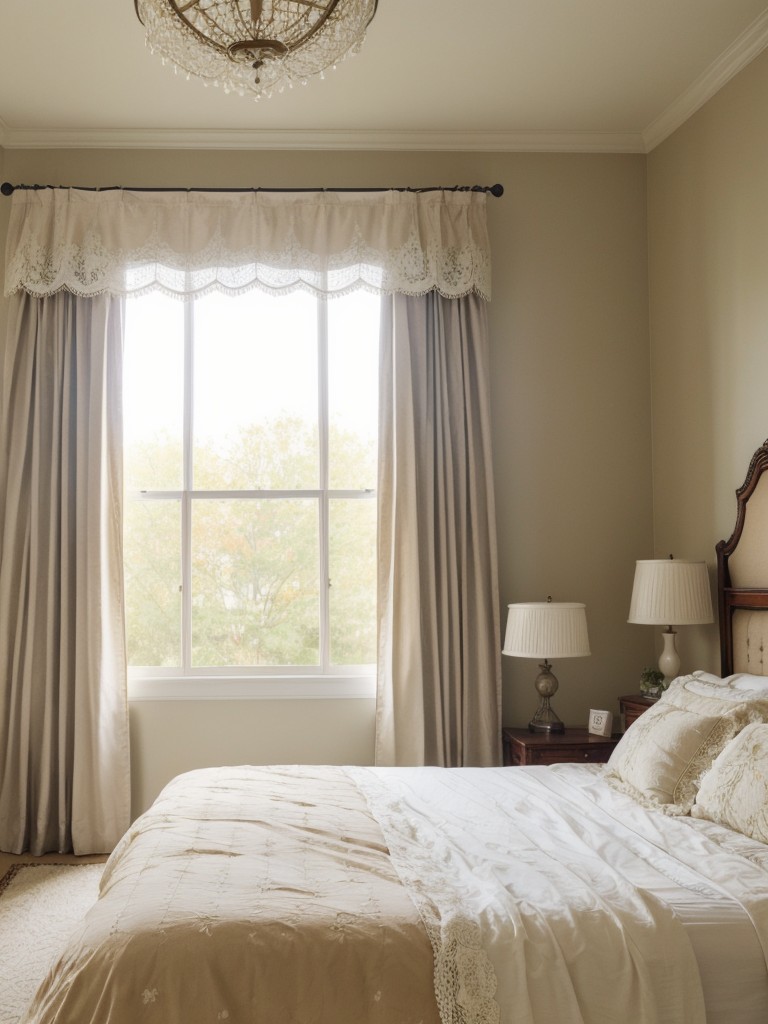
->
[134,0,379,98]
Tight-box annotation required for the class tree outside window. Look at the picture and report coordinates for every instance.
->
[123,287,379,681]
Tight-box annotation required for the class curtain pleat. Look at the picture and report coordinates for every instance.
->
[0,290,131,854]
[376,291,502,767]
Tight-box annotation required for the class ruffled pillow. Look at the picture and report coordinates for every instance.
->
[680,669,768,697]
[605,675,768,814]
[723,673,768,695]
[691,723,768,842]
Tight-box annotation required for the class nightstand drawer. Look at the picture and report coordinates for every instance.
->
[619,694,657,729]
[502,727,619,767]
[522,743,614,766]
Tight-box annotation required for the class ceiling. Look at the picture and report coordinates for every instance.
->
[1,1,767,153]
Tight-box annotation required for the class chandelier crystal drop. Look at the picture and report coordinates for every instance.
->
[134,0,378,98]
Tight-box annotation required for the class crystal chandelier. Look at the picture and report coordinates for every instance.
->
[134,0,379,98]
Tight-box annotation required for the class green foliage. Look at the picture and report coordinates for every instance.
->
[639,666,666,695]
[124,415,376,670]
[194,417,319,491]
[124,490,181,668]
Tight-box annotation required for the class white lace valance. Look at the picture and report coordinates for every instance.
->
[4,187,491,301]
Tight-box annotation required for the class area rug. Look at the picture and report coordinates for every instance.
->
[0,863,103,1024]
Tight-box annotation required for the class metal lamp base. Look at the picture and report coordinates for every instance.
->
[528,710,565,733]
[528,660,565,733]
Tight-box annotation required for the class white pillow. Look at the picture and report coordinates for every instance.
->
[675,670,726,687]
[606,675,768,814]
[723,673,768,695]
[692,723,768,842]
[679,669,768,696]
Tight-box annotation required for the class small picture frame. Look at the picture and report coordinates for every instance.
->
[588,709,613,737]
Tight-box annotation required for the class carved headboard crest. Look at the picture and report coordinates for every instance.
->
[716,438,768,676]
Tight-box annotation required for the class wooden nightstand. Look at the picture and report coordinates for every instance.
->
[502,727,619,767]
[619,694,658,729]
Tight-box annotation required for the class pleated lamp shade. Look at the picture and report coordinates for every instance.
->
[503,602,591,660]
[628,560,713,627]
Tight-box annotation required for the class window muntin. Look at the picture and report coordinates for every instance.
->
[123,287,379,684]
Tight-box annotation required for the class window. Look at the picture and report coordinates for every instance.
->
[123,287,380,698]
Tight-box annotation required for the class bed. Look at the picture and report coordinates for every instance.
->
[21,440,768,1024]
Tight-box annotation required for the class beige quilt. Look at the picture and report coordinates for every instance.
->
[23,766,439,1024]
[24,762,766,1024]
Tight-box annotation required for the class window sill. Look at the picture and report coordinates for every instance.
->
[127,673,376,701]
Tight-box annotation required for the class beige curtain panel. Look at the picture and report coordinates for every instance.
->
[1,187,498,847]
[377,291,502,767]
[0,290,131,854]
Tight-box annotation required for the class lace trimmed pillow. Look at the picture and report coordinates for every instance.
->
[691,723,768,842]
[605,676,768,814]
[681,669,768,697]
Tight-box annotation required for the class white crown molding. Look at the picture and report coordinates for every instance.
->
[0,126,645,154]
[643,8,768,152]
[7,13,765,158]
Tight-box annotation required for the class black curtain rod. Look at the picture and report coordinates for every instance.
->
[1,181,503,198]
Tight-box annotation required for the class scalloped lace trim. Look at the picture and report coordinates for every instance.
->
[6,237,491,301]
[346,768,500,1024]
[5,191,492,301]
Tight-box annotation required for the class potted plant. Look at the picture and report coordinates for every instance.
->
[639,666,665,699]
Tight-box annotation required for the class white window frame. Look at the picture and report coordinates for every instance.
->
[127,291,377,702]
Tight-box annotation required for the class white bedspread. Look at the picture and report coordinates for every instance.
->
[351,765,709,1024]
[350,763,768,1024]
[21,763,768,1024]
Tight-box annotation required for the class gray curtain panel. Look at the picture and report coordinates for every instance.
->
[376,291,502,767]
[0,290,131,855]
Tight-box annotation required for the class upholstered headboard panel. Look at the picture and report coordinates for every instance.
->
[717,439,768,676]
[730,611,768,674]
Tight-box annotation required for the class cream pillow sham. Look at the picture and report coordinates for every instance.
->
[605,676,768,814]
[691,723,768,842]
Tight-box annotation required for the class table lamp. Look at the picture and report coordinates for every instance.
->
[503,599,591,733]
[628,557,713,682]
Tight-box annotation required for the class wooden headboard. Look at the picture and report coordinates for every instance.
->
[716,438,768,676]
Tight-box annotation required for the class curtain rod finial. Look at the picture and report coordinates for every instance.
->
[489,184,504,197]
[1,182,14,197]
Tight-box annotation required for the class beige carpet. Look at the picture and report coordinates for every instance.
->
[0,863,103,1024]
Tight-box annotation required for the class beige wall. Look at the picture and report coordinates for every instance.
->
[0,147,653,814]
[647,48,768,675]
